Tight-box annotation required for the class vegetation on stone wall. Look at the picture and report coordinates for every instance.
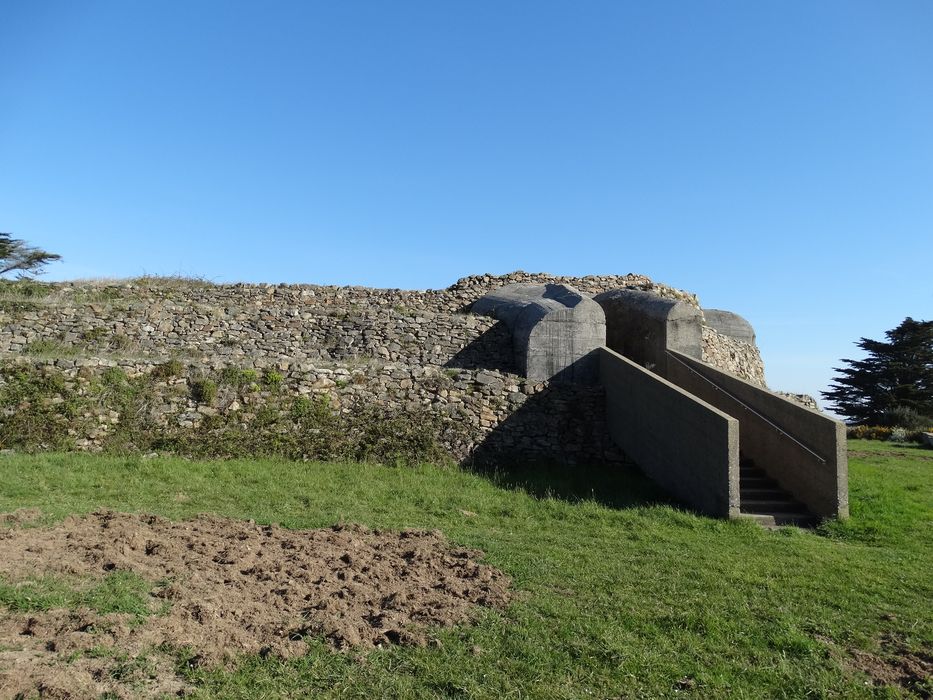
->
[0,362,454,466]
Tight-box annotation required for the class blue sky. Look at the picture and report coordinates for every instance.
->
[2,1,931,406]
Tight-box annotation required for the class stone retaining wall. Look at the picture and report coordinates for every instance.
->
[0,272,765,463]
[701,326,766,386]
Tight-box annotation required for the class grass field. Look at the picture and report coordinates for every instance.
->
[1,439,931,698]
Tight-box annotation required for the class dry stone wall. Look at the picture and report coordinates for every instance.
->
[0,272,764,464]
[700,326,766,386]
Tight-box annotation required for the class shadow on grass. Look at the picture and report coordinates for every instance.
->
[466,456,673,511]
[452,345,673,510]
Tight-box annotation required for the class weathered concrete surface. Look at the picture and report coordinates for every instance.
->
[473,283,605,383]
[599,347,740,517]
[594,289,703,377]
[666,350,848,519]
[703,309,756,344]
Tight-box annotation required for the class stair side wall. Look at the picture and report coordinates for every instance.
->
[600,347,740,517]
[667,350,848,519]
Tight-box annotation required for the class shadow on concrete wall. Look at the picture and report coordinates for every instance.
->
[444,320,515,373]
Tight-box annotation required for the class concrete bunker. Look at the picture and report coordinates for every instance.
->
[593,288,703,377]
[703,309,756,344]
[472,283,605,384]
[594,288,848,525]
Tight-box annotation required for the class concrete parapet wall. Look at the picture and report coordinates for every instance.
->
[594,289,703,378]
[666,350,848,519]
[703,309,756,344]
[599,348,739,517]
[473,283,605,384]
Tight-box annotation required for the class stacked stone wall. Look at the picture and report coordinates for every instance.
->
[0,271,762,464]
[700,326,766,386]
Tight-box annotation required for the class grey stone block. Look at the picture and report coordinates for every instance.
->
[703,309,756,344]
[472,283,605,384]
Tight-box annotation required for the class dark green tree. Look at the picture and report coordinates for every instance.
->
[0,233,61,278]
[822,318,933,425]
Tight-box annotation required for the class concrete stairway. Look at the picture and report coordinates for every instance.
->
[739,458,818,528]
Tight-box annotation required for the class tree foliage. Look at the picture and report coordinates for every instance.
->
[822,318,933,425]
[0,233,61,278]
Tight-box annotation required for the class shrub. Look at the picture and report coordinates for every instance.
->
[0,279,52,299]
[889,427,909,443]
[263,369,284,388]
[101,367,128,387]
[847,425,893,441]
[80,327,110,344]
[189,378,217,404]
[882,405,933,430]
[220,367,258,388]
[151,359,184,379]
[24,339,78,357]
[0,365,90,450]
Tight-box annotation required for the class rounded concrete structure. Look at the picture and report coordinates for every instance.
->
[472,283,605,383]
[703,309,756,344]
[593,288,703,377]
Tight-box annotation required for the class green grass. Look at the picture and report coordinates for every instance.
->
[0,439,930,698]
[0,571,153,619]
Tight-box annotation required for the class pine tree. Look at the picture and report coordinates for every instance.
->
[822,318,933,425]
[0,233,61,278]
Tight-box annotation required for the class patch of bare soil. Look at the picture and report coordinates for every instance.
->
[0,510,511,699]
[839,633,933,698]
[0,508,43,527]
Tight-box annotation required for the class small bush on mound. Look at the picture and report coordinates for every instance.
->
[0,366,90,450]
[219,367,258,388]
[151,359,184,379]
[881,405,933,430]
[263,369,283,388]
[889,427,909,443]
[0,278,53,300]
[846,424,933,443]
[189,378,218,404]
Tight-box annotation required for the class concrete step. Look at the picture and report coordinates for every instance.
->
[740,468,768,479]
[740,476,779,489]
[740,487,788,499]
[741,498,808,514]
[738,462,818,528]
[737,512,820,528]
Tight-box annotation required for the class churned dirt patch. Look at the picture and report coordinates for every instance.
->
[0,510,511,698]
[845,634,933,698]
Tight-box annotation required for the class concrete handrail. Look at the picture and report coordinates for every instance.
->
[665,350,827,464]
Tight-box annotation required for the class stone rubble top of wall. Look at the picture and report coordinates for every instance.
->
[0,271,761,386]
[700,326,766,387]
[32,270,700,310]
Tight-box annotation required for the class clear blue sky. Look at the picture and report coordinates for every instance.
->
[2,1,931,406]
